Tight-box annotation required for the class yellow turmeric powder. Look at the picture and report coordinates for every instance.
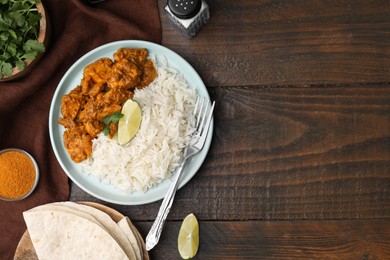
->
[0,151,36,199]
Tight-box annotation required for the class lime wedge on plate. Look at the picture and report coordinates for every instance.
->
[178,213,199,259]
[118,99,141,145]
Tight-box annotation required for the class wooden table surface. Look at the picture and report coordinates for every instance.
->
[71,0,390,259]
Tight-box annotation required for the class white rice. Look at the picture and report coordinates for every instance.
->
[78,57,198,192]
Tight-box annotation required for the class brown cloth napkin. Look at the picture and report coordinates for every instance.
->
[0,0,161,258]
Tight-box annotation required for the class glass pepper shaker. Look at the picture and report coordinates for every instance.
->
[165,0,210,38]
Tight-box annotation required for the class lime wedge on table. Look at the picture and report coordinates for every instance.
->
[178,213,199,259]
[118,99,141,145]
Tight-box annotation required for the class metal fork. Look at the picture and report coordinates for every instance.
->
[145,97,215,251]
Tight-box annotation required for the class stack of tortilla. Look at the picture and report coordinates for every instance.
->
[21,202,147,260]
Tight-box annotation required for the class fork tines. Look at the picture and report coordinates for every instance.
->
[193,97,215,143]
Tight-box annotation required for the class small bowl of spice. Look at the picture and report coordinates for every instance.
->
[0,149,39,201]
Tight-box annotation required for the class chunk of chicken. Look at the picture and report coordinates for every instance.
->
[108,59,142,89]
[58,118,76,129]
[63,126,92,163]
[113,48,148,65]
[140,59,157,88]
[83,58,114,84]
[61,94,82,120]
[97,104,122,121]
[81,75,106,97]
[77,100,100,124]
[98,88,133,107]
[84,120,105,138]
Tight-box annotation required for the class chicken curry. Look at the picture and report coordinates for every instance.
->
[58,48,157,163]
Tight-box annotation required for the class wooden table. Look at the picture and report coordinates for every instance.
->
[71,0,390,258]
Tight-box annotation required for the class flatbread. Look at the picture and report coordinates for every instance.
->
[80,201,149,260]
[118,217,143,260]
[28,204,106,229]
[17,202,147,260]
[51,202,139,260]
[23,209,129,259]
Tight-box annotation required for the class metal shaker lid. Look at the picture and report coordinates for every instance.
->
[167,0,202,19]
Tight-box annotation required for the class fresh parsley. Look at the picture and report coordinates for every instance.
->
[102,112,124,136]
[0,0,45,79]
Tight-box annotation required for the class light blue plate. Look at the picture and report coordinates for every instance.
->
[49,40,213,205]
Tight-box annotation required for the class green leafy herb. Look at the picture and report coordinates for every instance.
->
[102,112,124,136]
[0,0,45,79]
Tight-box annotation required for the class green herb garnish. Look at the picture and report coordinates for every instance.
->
[102,112,124,136]
[0,0,45,79]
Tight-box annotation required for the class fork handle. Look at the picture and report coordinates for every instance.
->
[145,160,186,251]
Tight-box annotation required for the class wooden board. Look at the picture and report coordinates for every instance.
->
[14,202,148,260]
[134,220,390,259]
[158,0,390,87]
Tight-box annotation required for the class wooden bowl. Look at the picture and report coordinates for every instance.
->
[0,1,50,82]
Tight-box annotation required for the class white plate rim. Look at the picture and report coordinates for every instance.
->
[48,40,213,205]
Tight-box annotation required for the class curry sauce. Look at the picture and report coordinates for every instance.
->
[58,48,157,163]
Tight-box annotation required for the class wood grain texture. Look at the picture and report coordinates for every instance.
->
[135,220,390,259]
[68,1,390,258]
[71,86,390,220]
[159,0,390,86]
